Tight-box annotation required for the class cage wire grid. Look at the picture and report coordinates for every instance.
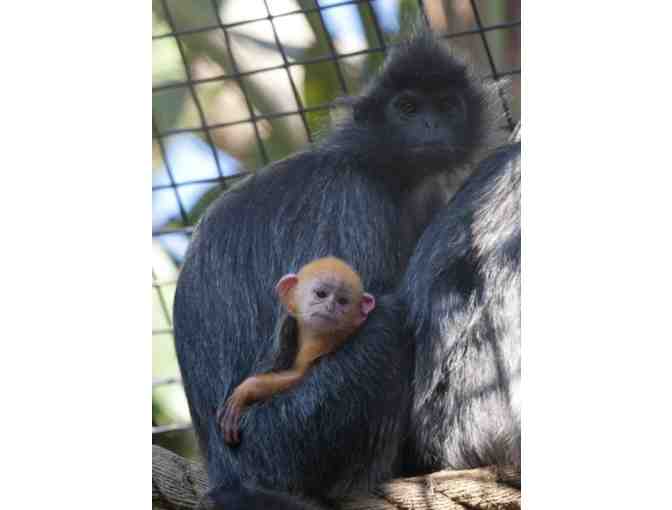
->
[152,0,520,439]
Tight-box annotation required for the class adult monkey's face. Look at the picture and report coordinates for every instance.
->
[385,87,468,153]
[347,33,489,182]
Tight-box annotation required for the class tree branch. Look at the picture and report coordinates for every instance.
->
[152,445,520,510]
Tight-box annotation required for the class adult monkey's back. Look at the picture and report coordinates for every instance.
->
[174,30,494,503]
[402,142,521,472]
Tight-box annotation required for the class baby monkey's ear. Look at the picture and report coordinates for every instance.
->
[275,273,299,314]
[355,292,376,326]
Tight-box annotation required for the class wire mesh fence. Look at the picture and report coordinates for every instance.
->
[152,0,520,457]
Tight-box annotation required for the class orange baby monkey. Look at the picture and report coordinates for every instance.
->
[218,257,376,445]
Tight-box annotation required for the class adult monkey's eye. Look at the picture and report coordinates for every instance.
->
[395,95,416,116]
[316,290,327,299]
[337,297,349,306]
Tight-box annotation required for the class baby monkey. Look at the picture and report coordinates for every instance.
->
[218,257,376,445]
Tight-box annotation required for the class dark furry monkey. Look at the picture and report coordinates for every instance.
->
[174,27,496,508]
[218,257,375,445]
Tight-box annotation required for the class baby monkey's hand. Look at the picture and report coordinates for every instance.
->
[217,382,254,445]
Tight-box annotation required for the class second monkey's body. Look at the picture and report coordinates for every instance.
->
[219,257,376,445]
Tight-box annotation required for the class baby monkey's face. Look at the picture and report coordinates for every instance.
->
[296,275,362,334]
[275,257,376,337]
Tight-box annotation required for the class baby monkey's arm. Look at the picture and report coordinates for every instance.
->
[218,370,305,445]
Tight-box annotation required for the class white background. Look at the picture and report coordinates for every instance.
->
[1,1,671,508]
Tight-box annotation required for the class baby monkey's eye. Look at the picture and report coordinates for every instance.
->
[337,297,349,306]
[315,290,327,299]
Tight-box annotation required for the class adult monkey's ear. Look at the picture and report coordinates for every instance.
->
[353,98,367,123]
[275,274,299,314]
[351,94,378,123]
[331,94,378,124]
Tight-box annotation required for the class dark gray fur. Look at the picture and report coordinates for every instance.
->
[173,30,494,507]
[200,481,326,510]
[401,142,521,472]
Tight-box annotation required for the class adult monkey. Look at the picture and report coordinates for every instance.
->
[401,140,521,473]
[174,30,494,507]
